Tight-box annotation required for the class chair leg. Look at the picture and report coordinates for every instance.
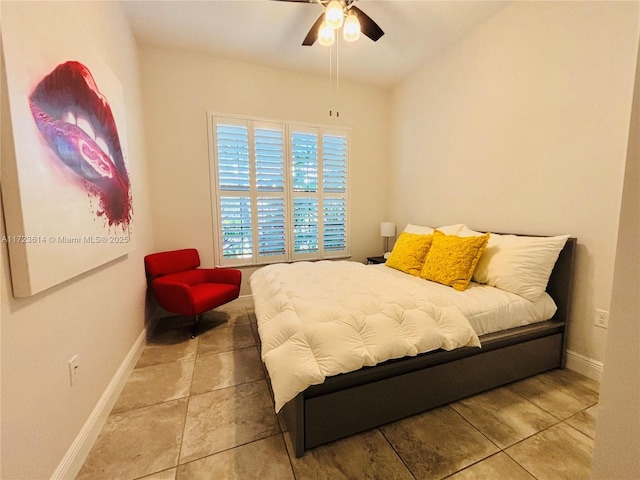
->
[192,314,200,339]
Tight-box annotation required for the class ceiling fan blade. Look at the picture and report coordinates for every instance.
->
[350,5,384,42]
[302,13,325,46]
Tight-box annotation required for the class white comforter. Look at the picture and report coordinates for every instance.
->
[250,260,481,411]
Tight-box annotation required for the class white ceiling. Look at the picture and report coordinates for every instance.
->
[121,0,509,89]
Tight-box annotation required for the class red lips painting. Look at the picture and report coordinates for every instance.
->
[29,61,132,228]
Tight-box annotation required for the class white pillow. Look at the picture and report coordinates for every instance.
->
[435,224,465,235]
[472,233,570,302]
[403,224,434,235]
[455,225,486,237]
[403,223,466,236]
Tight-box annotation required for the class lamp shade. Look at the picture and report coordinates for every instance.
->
[325,0,344,29]
[380,222,396,237]
[318,21,335,46]
[343,12,361,42]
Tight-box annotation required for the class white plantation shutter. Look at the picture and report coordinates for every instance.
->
[254,125,287,262]
[323,198,346,252]
[220,197,252,260]
[217,124,250,191]
[322,133,347,254]
[291,128,320,260]
[255,128,284,192]
[291,131,318,193]
[257,197,286,257]
[323,134,347,193]
[211,115,348,266]
[215,120,253,262]
[293,197,319,254]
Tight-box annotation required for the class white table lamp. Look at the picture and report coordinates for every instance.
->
[380,222,396,258]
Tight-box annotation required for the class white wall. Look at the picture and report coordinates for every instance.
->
[592,34,640,479]
[139,45,391,293]
[389,1,639,372]
[0,2,154,479]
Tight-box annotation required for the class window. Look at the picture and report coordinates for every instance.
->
[210,115,349,266]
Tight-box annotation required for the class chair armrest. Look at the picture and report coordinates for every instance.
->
[151,278,195,316]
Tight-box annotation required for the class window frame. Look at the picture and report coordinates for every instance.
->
[208,113,350,267]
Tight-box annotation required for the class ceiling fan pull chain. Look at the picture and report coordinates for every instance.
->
[329,39,333,117]
[336,33,340,118]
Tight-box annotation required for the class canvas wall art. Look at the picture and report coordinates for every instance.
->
[1,6,134,297]
[29,60,132,228]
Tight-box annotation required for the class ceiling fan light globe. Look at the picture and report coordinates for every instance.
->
[318,22,335,47]
[325,0,344,29]
[343,13,361,42]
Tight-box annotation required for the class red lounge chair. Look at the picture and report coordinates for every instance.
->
[144,249,242,337]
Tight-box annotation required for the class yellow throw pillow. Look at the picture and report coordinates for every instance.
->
[385,232,434,276]
[420,231,490,291]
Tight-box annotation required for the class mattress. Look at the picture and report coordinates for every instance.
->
[252,260,559,411]
[372,264,557,336]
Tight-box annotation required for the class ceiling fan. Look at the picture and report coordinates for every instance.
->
[274,0,384,46]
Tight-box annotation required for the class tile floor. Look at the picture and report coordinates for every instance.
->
[77,298,599,480]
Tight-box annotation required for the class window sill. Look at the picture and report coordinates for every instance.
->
[217,255,352,269]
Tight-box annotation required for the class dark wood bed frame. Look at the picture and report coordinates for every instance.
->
[280,237,577,457]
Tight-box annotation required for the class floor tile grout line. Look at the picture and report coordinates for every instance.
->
[439,414,542,480]
[131,466,176,480]
[173,334,201,478]
[113,354,265,417]
[439,451,508,480]
[173,307,281,470]
[444,397,599,480]
[195,346,259,359]
[501,448,541,480]
[175,431,285,470]
[282,432,300,480]
[505,379,575,421]
[459,400,591,451]
[186,336,200,397]
[506,371,600,416]
[447,402,500,447]
[194,343,261,359]
[130,356,197,373]
[445,404,503,471]
[377,426,418,480]
[451,397,568,452]
[184,307,276,468]
[190,375,268,398]
[559,417,598,442]
[110,395,190,417]
[500,416,597,480]
[563,403,598,440]
[376,405,553,480]
[134,355,198,370]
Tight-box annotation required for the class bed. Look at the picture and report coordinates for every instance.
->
[250,229,576,457]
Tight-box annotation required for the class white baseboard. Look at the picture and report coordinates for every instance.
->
[566,349,604,382]
[50,325,150,480]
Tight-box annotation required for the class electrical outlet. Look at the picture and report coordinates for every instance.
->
[594,309,609,329]
[68,355,79,385]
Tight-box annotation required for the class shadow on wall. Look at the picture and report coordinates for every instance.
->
[143,281,161,341]
[569,242,597,351]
